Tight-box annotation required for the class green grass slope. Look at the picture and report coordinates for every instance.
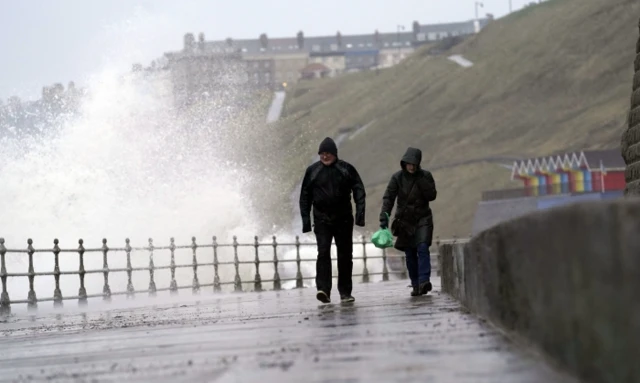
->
[274,0,639,238]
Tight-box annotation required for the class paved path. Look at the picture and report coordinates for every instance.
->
[448,54,474,68]
[0,278,577,382]
[266,91,286,123]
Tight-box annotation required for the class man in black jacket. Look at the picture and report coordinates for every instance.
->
[300,137,366,304]
[379,147,437,297]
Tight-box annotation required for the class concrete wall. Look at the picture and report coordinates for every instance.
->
[622,18,640,196]
[440,199,640,383]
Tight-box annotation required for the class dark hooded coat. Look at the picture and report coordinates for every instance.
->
[379,147,437,251]
[300,138,366,231]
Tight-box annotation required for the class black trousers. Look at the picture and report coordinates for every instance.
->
[313,218,353,297]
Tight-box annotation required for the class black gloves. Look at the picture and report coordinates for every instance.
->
[302,217,312,233]
[379,212,389,229]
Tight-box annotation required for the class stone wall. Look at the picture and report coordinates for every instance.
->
[439,199,640,383]
[622,18,640,196]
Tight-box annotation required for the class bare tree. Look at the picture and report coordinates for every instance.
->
[336,31,343,48]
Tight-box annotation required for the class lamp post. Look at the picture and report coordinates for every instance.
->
[475,1,484,20]
[396,25,405,66]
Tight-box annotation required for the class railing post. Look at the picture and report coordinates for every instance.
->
[53,239,63,308]
[382,247,389,282]
[233,236,242,292]
[272,236,281,291]
[148,238,156,297]
[361,235,369,283]
[102,238,111,302]
[213,236,221,292]
[169,237,178,295]
[399,246,407,280]
[0,238,10,316]
[77,239,87,306]
[191,237,200,294]
[253,236,262,292]
[125,238,134,298]
[295,236,303,288]
[27,239,37,311]
[434,236,442,276]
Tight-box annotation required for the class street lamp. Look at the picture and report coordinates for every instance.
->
[396,25,405,66]
[475,1,484,20]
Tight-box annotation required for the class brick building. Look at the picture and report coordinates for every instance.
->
[165,18,491,92]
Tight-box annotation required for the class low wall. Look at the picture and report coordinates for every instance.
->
[439,199,640,383]
[621,18,640,196]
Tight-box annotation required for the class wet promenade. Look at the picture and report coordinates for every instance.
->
[0,278,577,382]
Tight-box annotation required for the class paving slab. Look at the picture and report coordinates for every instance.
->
[0,278,578,382]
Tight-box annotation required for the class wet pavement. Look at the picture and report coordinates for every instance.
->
[0,278,578,383]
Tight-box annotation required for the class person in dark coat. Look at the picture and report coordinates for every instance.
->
[379,147,437,296]
[300,137,366,304]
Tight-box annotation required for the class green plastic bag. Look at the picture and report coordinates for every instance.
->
[371,213,394,249]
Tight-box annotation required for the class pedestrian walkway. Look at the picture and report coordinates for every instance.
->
[266,91,286,123]
[448,54,474,68]
[0,278,577,382]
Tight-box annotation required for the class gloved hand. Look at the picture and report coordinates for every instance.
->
[355,213,365,227]
[379,212,389,229]
[302,217,312,233]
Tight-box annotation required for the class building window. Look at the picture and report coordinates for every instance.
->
[330,43,338,51]
[264,62,270,68]
[312,44,320,52]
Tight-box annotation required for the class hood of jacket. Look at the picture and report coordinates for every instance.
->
[400,147,422,171]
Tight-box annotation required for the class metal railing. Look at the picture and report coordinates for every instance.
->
[0,235,463,315]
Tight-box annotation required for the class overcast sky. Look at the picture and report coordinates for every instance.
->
[0,0,534,100]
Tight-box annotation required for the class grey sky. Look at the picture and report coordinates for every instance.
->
[0,0,533,100]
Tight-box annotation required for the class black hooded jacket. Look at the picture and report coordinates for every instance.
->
[379,147,437,249]
[300,139,366,231]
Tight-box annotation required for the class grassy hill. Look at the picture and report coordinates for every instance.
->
[269,0,639,238]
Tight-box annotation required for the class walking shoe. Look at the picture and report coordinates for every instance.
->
[340,295,355,303]
[410,287,420,297]
[316,290,331,303]
[419,281,432,295]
